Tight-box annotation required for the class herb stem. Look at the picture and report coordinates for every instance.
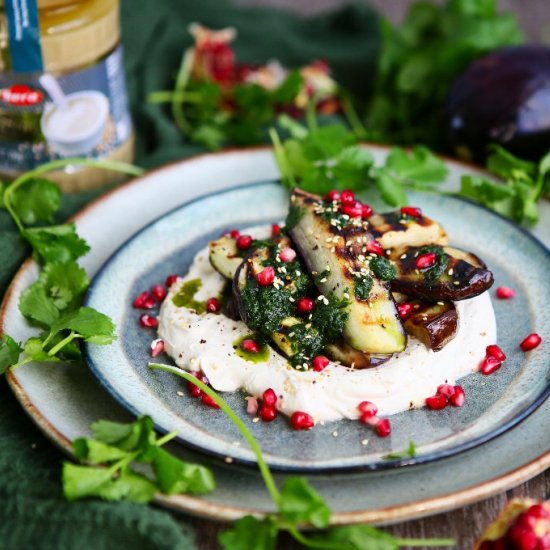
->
[395,538,456,547]
[156,430,179,447]
[341,94,368,139]
[10,356,34,370]
[269,128,296,188]
[47,331,78,357]
[171,48,195,133]
[148,90,203,104]
[287,525,351,550]
[148,363,282,505]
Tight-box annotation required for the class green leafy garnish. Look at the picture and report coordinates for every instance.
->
[370,256,397,281]
[384,441,417,460]
[63,416,215,503]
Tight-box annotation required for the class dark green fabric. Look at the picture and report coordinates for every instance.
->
[0,1,381,548]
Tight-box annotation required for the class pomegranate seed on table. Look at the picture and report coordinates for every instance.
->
[426,394,448,410]
[312,355,330,372]
[133,291,156,309]
[241,339,260,353]
[150,339,164,357]
[151,283,167,302]
[486,344,506,362]
[450,386,466,407]
[165,274,179,287]
[201,393,220,409]
[326,189,341,202]
[416,252,437,270]
[139,314,158,328]
[297,297,315,314]
[398,303,413,320]
[367,240,384,256]
[361,203,374,219]
[496,286,516,299]
[271,224,281,236]
[279,247,296,262]
[262,388,277,407]
[229,229,241,238]
[259,405,277,422]
[520,333,542,351]
[358,401,378,417]
[206,297,221,313]
[256,266,275,286]
[236,235,253,250]
[437,384,455,398]
[375,418,392,437]
[480,356,503,375]
[340,189,355,205]
[342,202,363,218]
[291,411,315,430]
[400,206,422,218]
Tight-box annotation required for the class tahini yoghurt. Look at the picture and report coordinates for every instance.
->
[158,227,497,423]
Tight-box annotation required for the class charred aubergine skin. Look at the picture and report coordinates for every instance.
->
[288,189,406,354]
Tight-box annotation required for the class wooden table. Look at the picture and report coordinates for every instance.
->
[185,1,550,547]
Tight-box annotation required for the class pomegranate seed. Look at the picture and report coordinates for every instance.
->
[496,286,516,299]
[520,333,542,352]
[201,393,220,409]
[133,291,156,309]
[515,512,538,530]
[188,372,207,398]
[165,274,179,287]
[236,235,253,250]
[152,284,167,302]
[271,224,281,236]
[400,206,422,218]
[526,504,550,519]
[150,339,164,357]
[246,396,259,415]
[426,394,448,410]
[342,202,363,218]
[291,411,315,430]
[480,356,502,375]
[326,189,341,202]
[486,344,506,361]
[506,524,539,550]
[312,355,330,372]
[297,297,315,314]
[450,386,466,407]
[416,252,437,270]
[376,418,392,437]
[139,314,158,328]
[206,297,221,313]
[241,339,260,353]
[340,189,355,205]
[256,266,275,286]
[358,401,378,417]
[259,405,277,422]
[398,302,414,320]
[437,384,455,398]
[263,388,277,407]
[360,414,380,426]
[279,247,296,262]
[361,203,374,219]
[367,240,384,256]
[229,229,240,238]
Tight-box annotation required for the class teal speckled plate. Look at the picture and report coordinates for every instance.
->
[84,181,550,473]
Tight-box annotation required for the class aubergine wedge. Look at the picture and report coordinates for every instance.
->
[288,188,406,354]
[209,236,245,280]
[389,245,493,301]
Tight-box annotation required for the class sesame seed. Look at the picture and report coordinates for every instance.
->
[317,295,326,301]
[252,417,260,423]
[320,278,327,283]
[437,301,444,306]
[332,431,339,437]
[289,296,295,302]
[399,219,408,225]
[361,439,369,446]
[176,391,184,396]
[414,251,419,257]
[400,254,407,259]
[448,268,454,275]
[224,456,234,464]
[453,280,460,285]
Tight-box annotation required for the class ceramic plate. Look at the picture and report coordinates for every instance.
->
[3,148,550,522]
[84,181,550,472]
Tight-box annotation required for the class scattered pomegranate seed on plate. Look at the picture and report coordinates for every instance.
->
[139,313,158,328]
[206,297,221,313]
[151,283,167,302]
[486,344,506,362]
[229,229,240,238]
[450,386,466,407]
[165,274,179,287]
[358,401,378,417]
[291,411,315,430]
[520,333,542,351]
[259,405,277,422]
[241,339,260,353]
[262,388,277,407]
[271,224,281,236]
[201,393,220,409]
[426,394,448,410]
[150,338,164,357]
[437,384,455,398]
[496,286,516,299]
[236,235,253,250]
[312,355,330,372]
[133,291,156,309]
[376,418,392,437]
[480,356,503,375]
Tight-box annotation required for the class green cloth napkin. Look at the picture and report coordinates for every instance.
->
[0,1,380,548]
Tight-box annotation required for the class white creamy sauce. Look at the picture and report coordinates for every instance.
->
[158,226,497,423]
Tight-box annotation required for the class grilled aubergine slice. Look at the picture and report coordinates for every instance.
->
[288,188,406,355]
[389,245,493,301]
[209,236,245,280]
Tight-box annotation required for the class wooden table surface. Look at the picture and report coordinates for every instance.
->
[181,1,549,547]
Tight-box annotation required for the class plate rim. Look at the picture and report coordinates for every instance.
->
[83,179,550,473]
[1,145,549,524]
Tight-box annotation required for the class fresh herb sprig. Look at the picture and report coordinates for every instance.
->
[63,415,215,502]
[0,158,145,374]
[149,364,455,550]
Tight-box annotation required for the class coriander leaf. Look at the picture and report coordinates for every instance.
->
[0,180,6,209]
[384,440,417,460]
[95,468,157,503]
[49,307,116,345]
[0,335,22,374]
[374,167,408,207]
[24,337,60,363]
[219,516,278,550]
[39,261,90,311]
[539,150,550,177]
[277,114,308,139]
[279,477,331,529]
[91,416,154,452]
[302,125,357,161]
[320,524,398,550]
[24,223,90,264]
[386,146,448,185]
[149,446,216,495]
[62,463,114,501]
[11,178,62,225]
[333,146,374,188]
[272,70,303,104]
[460,175,515,203]
[19,283,60,327]
[487,145,537,180]
[73,438,129,464]
[192,124,226,150]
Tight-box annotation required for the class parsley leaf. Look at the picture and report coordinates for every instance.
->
[11,178,62,225]
[0,335,22,375]
[219,516,278,550]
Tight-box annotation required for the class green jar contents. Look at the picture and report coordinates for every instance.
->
[0,0,134,192]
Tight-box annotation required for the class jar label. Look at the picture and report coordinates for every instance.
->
[0,45,133,173]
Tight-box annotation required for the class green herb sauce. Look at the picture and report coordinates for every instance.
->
[172,278,206,313]
[285,203,305,231]
[370,256,397,281]
[355,275,373,300]
[418,245,449,285]
[233,335,270,363]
